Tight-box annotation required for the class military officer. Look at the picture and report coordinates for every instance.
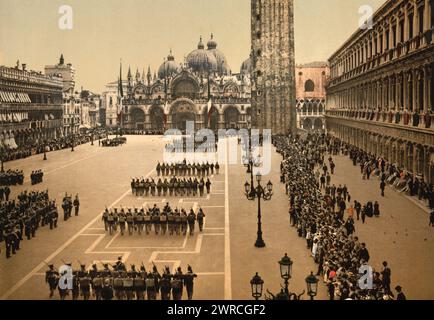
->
[78,265,92,300]
[197,208,206,232]
[118,209,126,235]
[187,209,196,235]
[184,265,197,300]
[45,264,59,298]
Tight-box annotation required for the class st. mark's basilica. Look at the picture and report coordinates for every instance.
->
[118,35,253,132]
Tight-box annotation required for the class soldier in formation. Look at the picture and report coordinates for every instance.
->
[156,160,220,177]
[1,190,59,258]
[131,177,212,197]
[62,194,73,221]
[44,261,198,300]
[101,204,205,237]
[0,169,24,186]
[30,170,44,185]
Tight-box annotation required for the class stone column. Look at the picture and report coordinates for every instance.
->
[425,65,432,113]
[412,70,418,112]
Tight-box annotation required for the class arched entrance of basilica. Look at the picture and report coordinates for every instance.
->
[131,108,145,129]
[150,106,165,131]
[171,99,197,132]
[224,106,240,129]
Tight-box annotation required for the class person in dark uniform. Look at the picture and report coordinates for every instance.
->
[45,264,59,298]
[73,195,80,216]
[197,208,205,232]
[160,271,172,300]
[395,286,406,300]
[78,265,91,300]
[101,279,114,300]
[187,209,196,235]
[184,265,197,300]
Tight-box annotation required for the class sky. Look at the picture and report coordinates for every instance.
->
[0,0,385,93]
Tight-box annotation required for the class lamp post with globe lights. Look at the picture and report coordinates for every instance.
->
[244,172,273,248]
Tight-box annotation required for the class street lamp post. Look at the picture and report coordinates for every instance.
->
[278,253,293,296]
[71,134,75,152]
[91,134,94,146]
[244,172,273,248]
[305,272,319,301]
[250,273,264,301]
[43,140,47,160]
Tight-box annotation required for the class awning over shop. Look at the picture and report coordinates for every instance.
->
[0,91,31,103]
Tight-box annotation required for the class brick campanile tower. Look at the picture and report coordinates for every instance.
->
[251,0,297,134]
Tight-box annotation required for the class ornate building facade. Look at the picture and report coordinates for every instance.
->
[0,63,63,149]
[326,0,434,183]
[120,36,252,131]
[250,0,297,134]
[296,62,329,132]
[45,55,79,136]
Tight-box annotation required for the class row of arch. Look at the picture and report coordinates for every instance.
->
[296,99,326,115]
[328,120,434,184]
[129,101,252,131]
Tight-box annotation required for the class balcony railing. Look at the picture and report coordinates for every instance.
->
[328,29,433,88]
[0,119,63,131]
[325,108,433,130]
[0,103,63,112]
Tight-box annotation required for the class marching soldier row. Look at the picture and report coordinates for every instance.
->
[156,160,220,177]
[46,260,198,300]
[102,204,206,236]
[131,177,212,197]
[30,170,44,185]
[0,169,24,186]
[0,190,59,258]
[101,137,127,147]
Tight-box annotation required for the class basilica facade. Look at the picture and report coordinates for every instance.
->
[120,35,252,132]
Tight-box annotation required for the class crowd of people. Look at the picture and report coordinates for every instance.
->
[326,138,434,209]
[1,129,109,163]
[0,190,59,258]
[275,133,406,300]
[45,260,198,300]
[30,170,44,185]
[101,204,206,236]
[0,169,24,186]
[156,160,220,177]
[131,177,212,198]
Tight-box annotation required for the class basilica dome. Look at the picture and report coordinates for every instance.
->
[206,34,230,75]
[187,37,218,74]
[240,57,252,75]
[158,51,179,79]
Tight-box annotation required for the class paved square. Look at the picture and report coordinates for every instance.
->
[1,135,433,300]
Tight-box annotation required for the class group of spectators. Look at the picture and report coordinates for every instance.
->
[1,129,109,163]
[275,133,406,300]
[326,139,434,209]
